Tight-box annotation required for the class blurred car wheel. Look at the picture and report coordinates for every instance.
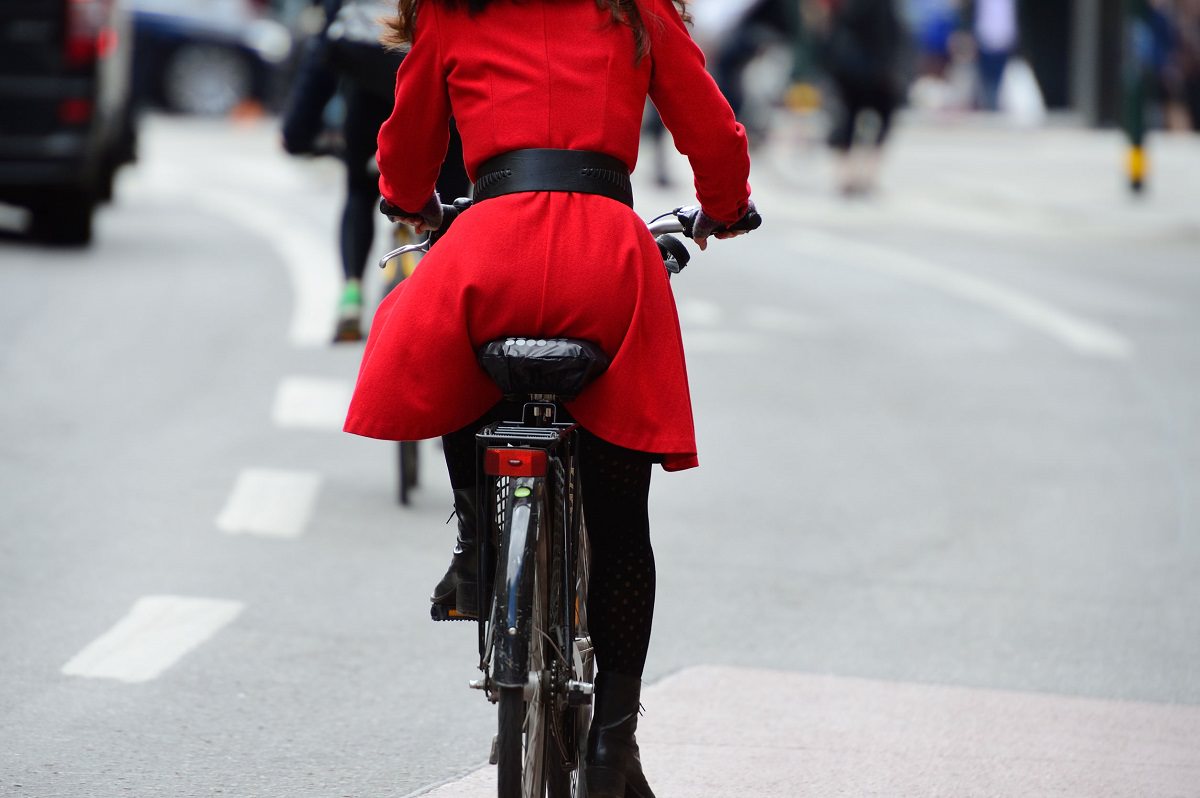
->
[29,195,95,247]
[162,44,253,115]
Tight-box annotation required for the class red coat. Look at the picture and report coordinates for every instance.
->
[343,0,751,471]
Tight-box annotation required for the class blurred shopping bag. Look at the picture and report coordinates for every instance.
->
[998,57,1046,127]
[690,0,759,48]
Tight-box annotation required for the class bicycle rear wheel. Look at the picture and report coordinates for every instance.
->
[493,478,555,798]
[557,455,592,798]
[496,686,534,798]
[542,447,591,798]
[396,440,418,505]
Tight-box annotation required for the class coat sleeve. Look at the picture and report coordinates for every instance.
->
[644,0,751,223]
[376,3,452,213]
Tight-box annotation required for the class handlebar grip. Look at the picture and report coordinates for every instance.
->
[381,197,475,249]
[726,209,762,233]
[673,205,761,239]
[379,197,408,219]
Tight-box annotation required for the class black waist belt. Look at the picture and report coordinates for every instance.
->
[472,149,633,207]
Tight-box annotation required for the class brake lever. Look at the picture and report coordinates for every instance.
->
[378,236,431,269]
[376,197,471,269]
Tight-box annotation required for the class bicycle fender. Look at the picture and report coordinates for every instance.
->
[492,476,544,688]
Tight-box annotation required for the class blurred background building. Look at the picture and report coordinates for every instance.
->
[3,0,1199,246]
[692,0,1200,131]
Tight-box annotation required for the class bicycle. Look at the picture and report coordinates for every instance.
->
[378,223,424,505]
[379,201,760,798]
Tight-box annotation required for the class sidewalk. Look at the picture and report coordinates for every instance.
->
[418,665,1200,797]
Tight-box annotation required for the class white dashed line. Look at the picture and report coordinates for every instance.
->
[62,596,243,683]
[215,467,322,539]
[272,376,353,431]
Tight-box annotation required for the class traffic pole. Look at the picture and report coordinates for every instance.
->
[1121,0,1150,193]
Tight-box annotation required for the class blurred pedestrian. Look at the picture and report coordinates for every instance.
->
[281,0,468,343]
[710,0,801,144]
[968,0,1017,111]
[1179,0,1200,129]
[643,105,673,187]
[823,0,906,196]
[911,0,962,77]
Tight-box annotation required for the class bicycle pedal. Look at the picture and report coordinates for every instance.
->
[489,734,499,766]
[430,604,476,622]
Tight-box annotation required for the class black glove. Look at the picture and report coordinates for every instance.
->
[380,192,444,233]
[692,199,758,250]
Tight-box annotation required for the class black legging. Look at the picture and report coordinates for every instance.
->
[340,84,392,282]
[339,83,471,282]
[827,74,897,152]
[442,405,656,677]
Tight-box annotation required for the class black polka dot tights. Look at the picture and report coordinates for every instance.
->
[442,409,656,677]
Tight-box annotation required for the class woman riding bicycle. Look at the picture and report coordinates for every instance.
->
[343,1,755,795]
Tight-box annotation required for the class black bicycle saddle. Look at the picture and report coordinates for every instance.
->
[478,338,610,400]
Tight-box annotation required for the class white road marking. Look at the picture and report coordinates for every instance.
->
[215,467,322,539]
[676,298,725,327]
[416,665,1200,797]
[682,330,769,354]
[189,188,339,348]
[746,305,831,337]
[792,230,1135,360]
[272,376,353,431]
[61,596,243,684]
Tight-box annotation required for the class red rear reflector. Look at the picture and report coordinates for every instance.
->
[65,38,97,66]
[97,27,117,59]
[484,448,547,478]
[59,98,93,124]
[65,0,106,67]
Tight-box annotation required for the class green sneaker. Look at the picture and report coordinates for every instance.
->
[333,281,363,343]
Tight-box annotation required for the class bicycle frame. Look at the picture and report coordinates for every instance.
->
[408,200,759,796]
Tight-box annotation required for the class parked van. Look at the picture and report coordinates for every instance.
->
[0,0,138,245]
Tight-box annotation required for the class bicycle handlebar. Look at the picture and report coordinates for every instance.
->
[378,199,761,270]
[652,205,763,238]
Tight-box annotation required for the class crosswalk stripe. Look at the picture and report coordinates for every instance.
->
[62,596,243,683]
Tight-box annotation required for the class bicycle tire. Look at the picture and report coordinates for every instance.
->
[496,686,526,798]
[561,456,593,798]
[539,447,590,798]
[397,440,419,505]
[492,477,555,798]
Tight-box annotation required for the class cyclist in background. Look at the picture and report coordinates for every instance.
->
[343,1,757,796]
[281,0,469,342]
[823,0,906,196]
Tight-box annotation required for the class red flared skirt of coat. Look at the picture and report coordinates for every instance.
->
[344,191,700,470]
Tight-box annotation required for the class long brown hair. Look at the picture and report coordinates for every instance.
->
[382,0,691,59]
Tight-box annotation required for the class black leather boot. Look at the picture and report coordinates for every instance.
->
[430,488,478,619]
[584,671,657,798]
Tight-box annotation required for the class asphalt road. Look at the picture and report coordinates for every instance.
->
[1,114,1198,796]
